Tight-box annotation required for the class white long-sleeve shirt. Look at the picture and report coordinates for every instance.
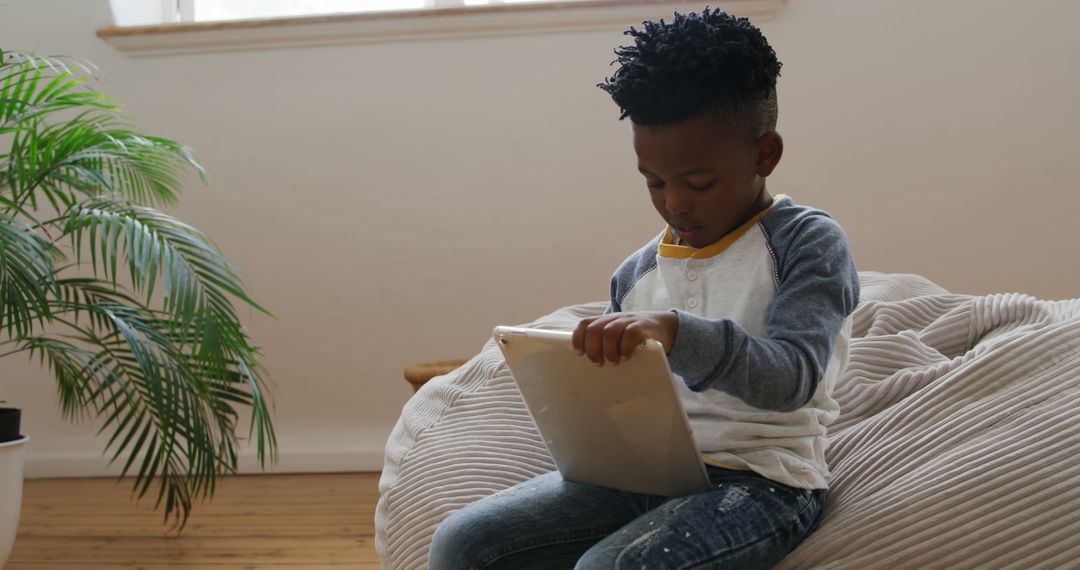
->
[608,195,859,489]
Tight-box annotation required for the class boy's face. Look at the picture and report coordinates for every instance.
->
[633,113,781,249]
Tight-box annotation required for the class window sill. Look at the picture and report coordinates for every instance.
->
[97,0,787,56]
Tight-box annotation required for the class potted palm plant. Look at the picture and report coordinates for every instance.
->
[0,49,277,563]
[0,404,26,563]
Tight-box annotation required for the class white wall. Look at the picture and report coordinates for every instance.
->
[1,0,1078,477]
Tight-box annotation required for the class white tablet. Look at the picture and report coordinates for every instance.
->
[493,326,711,497]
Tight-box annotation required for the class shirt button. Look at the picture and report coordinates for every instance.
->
[687,297,698,308]
[686,270,698,281]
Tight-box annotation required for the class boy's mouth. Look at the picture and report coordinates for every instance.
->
[674,225,702,241]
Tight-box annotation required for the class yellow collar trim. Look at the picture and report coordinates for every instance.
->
[657,195,784,260]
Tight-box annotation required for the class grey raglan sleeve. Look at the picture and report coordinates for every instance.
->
[606,236,661,316]
[665,214,859,412]
[605,273,620,315]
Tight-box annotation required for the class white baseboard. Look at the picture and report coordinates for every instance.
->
[24,444,386,478]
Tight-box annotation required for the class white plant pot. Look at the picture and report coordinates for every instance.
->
[0,435,28,568]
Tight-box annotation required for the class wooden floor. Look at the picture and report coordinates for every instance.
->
[7,472,382,569]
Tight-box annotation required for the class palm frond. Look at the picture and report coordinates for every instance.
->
[24,328,207,527]
[4,114,203,210]
[0,53,113,131]
[1,50,204,210]
[0,211,60,338]
[19,276,275,526]
[63,200,271,377]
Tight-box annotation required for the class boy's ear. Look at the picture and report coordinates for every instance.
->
[755,131,784,177]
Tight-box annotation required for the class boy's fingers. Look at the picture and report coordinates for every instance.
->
[584,318,609,364]
[619,322,644,361]
[601,319,627,365]
[571,318,593,353]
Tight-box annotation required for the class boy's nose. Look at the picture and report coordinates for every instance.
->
[666,188,694,215]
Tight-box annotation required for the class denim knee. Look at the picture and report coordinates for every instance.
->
[429,506,487,570]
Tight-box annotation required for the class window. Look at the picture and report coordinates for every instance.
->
[172,0,593,23]
[101,1,786,56]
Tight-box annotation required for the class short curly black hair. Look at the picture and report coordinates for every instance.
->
[598,7,782,139]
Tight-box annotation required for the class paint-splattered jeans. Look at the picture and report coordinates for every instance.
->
[428,465,827,569]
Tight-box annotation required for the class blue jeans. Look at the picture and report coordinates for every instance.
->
[428,466,826,569]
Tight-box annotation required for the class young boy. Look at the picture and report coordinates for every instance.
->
[429,8,858,569]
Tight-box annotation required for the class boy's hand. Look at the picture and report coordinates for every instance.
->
[571,311,679,366]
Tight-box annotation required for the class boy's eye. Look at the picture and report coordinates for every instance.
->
[645,181,665,190]
[687,180,716,191]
